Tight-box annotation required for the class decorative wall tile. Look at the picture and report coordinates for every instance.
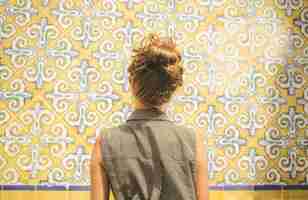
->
[0,0,307,187]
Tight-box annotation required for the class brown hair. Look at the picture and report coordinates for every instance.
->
[128,33,183,107]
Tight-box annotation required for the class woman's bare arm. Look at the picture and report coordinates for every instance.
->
[90,135,110,200]
[195,128,209,200]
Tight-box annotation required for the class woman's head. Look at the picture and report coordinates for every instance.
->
[128,33,183,108]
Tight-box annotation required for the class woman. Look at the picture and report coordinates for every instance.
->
[90,34,208,200]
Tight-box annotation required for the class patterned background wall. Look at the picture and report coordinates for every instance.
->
[0,0,307,189]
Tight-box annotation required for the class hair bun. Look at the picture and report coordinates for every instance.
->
[128,33,183,107]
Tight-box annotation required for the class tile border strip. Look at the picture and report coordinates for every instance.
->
[1,184,308,191]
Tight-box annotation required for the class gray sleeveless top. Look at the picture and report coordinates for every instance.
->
[100,108,197,200]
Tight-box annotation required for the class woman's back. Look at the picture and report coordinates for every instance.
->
[90,34,208,200]
[101,108,197,200]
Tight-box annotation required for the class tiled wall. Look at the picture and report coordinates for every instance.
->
[0,0,307,199]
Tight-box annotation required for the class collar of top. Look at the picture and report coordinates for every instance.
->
[127,108,171,122]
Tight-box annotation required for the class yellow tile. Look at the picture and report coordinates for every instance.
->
[256,191,283,200]
[210,191,225,200]
[37,191,68,200]
[2,191,26,200]
[3,190,308,200]
[211,191,256,200]
[68,191,90,200]
[284,190,308,200]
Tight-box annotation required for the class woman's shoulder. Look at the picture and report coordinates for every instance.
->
[174,124,196,135]
[173,124,197,147]
[99,124,128,136]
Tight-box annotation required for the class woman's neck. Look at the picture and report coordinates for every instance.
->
[133,100,166,112]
